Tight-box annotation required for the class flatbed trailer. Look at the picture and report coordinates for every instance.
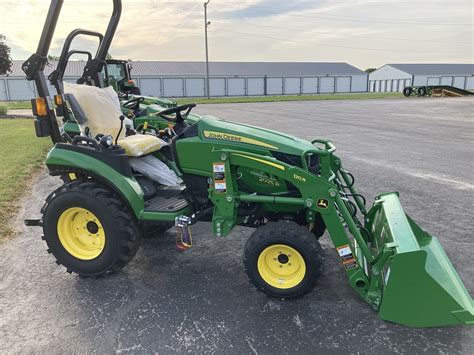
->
[403,85,474,97]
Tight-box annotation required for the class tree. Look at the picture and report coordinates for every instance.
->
[365,68,377,74]
[0,35,13,76]
[106,53,113,60]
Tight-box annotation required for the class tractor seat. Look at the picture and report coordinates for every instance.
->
[64,84,167,158]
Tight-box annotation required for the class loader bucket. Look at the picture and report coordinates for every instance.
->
[367,193,473,327]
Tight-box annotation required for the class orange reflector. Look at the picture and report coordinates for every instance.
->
[32,97,48,116]
[128,80,135,85]
[54,95,63,106]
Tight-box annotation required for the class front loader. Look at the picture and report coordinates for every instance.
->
[23,0,473,328]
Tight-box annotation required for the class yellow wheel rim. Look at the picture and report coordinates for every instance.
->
[57,207,106,260]
[257,244,306,289]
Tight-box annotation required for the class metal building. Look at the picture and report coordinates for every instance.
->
[1,60,368,101]
[369,64,474,93]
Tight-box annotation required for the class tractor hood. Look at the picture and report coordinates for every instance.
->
[198,116,314,156]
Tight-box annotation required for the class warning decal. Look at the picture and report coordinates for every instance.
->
[213,163,227,193]
[336,244,358,270]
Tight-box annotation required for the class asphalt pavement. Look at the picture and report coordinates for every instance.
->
[1,97,473,354]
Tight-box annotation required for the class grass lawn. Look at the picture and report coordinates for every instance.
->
[0,101,32,110]
[1,93,401,112]
[175,92,402,105]
[0,119,51,242]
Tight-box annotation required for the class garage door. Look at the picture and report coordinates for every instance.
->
[302,77,318,94]
[210,78,226,96]
[163,78,184,97]
[320,77,335,93]
[266,78,283,95]
[374,81,380,92]
[427,77,440,86]
[336,77,351,93]
[465,76,474,90]
[368,80,375,92]
[7,79,36,100]
[139,78,162,97]
[380,80,386,92]
[453,77,466,89]
[284,78,301,94]
[398,79,406,92]
[0,80,6,100]
[247,78,264,96]
[186,78,205,97]
[441,77,453,86]
[228,78,246,96]
[391,80,398,92]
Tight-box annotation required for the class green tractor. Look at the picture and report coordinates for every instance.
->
[23,0,472,328]
[47,30,180,137]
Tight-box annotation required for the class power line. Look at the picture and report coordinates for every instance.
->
[225,21,469,44]
[212,27,464,54]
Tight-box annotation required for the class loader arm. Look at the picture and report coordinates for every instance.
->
[209,140,473,327]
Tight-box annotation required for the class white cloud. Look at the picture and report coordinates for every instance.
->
[0,0,472,68]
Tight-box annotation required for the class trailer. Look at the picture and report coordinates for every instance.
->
[403,85,474,97]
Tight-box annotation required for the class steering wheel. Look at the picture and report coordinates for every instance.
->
[123,97,145,111]
[155,103,197,123]
[118,92,129,100]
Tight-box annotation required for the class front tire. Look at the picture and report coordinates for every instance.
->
[42,180,141,276]
[244,220,323,299]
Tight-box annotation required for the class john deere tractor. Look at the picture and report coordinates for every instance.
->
[46,30,179,137]
[23,0,473,328]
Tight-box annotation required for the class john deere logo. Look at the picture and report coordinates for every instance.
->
[203,131,278,150]
[317,199,329,209]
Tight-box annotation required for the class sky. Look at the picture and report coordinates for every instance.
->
[0,0,472,69]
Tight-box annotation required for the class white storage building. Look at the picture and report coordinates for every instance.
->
[369,64,474,93]
[1,60,368,101]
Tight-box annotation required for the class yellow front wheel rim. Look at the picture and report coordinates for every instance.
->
[57,207,106,260]
[257,244,306,289]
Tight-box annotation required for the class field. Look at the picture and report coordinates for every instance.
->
[0,119,51,241]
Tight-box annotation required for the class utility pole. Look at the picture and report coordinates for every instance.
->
[204,0,211,99]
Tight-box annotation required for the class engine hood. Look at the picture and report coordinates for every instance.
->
[197,115,315,156]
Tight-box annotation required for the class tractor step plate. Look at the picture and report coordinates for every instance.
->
[144,196,188,213]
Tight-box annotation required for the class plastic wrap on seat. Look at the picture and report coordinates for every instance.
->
[63,82,124,139]
[118,135,168,157]
[129,155,182,186]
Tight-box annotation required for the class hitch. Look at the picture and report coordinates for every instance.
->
[175,216,192,251]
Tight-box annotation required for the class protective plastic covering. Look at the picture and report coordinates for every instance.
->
[63,82,125,138]
[129,155,182,186]
[118,134,168,157]
[64,82,165,157]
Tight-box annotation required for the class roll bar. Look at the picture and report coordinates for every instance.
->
[48,29,104,93]
[22,0,123,143]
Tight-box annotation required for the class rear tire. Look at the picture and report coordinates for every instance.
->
[244,220,323,299]
[42,180,141,276]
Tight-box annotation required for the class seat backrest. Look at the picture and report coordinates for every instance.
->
[63,82,125,139]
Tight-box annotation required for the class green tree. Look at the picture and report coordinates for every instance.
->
[365,68,377,74]
[0,35,13,76]
[106,53,113,60]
